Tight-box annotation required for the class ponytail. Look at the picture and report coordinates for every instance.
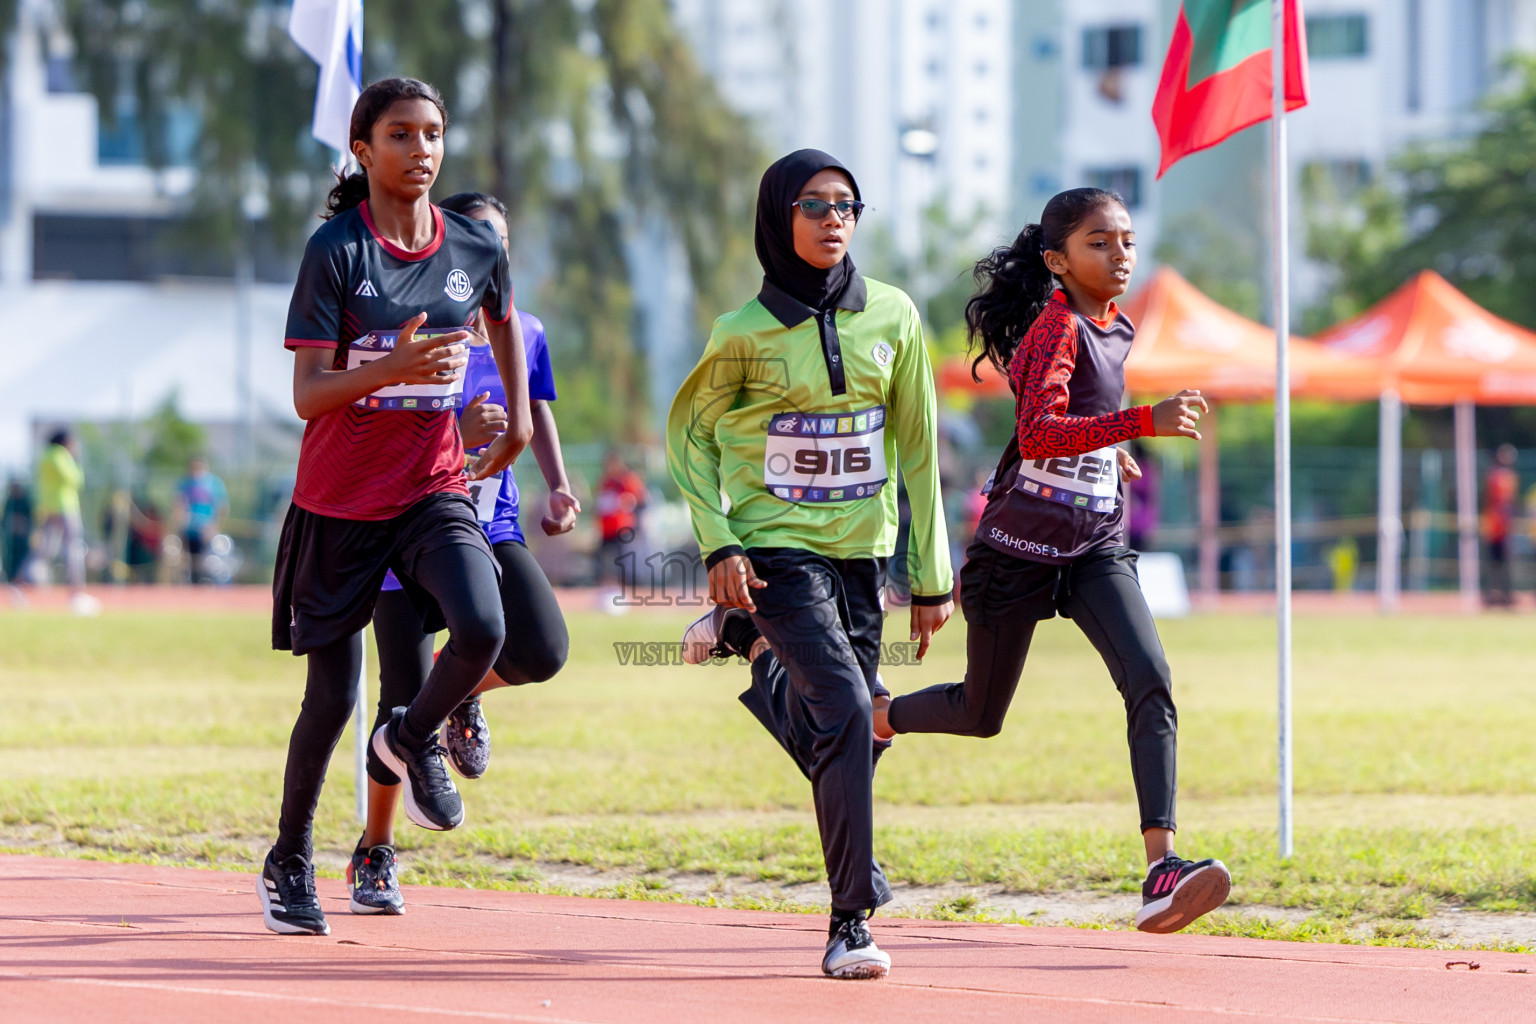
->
[964,186,1125,379]
[324,169,372,219]
[322,76,449,219]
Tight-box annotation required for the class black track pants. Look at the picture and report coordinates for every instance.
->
[367,540,569,785]
[737,548,893,914]
[273,539,504,860]
[887,542,1178,833]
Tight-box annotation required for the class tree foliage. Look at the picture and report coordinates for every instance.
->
[55,0,764,440]
[1306,57,1536,333]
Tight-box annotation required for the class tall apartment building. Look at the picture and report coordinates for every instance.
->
[670,0,1014,258]
[1013,0,1536,306]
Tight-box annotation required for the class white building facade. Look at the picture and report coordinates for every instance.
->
[1012,0,1536,305]
[670,0,1014,258]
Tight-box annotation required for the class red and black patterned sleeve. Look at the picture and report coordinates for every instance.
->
[1008,299,1153,460]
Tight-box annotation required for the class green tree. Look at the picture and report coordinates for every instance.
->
[1305,57,1536,331]
[1153,210,1263,321]
[56,0,763,441]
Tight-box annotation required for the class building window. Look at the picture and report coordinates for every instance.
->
[1307,14,1368,58]
[1083,25,1141,70]
[1084,166,1142,207]
[1305,158,1373,197]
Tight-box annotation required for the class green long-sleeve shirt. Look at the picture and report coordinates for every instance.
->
[667,276,953,604]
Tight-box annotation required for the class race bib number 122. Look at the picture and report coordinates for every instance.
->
[763,406,889,503]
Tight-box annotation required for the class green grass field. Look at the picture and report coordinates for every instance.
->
[1,606,1533,949]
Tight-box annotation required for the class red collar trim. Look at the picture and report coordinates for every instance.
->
[359,201,444,262]
[1052,289,1118,329]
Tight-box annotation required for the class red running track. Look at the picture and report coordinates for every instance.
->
[0,856,1530,1023]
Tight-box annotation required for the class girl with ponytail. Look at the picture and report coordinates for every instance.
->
[259,77,534,937]
[877,188,1232,935]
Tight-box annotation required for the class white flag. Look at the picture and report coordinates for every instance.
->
[288,0,363,158]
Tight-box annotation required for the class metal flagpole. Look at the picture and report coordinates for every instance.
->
[1271,0,1294,859]
[355,625,369,823]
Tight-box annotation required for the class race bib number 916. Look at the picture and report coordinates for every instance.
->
[349,329,466,411]
[1015,444,1120,513]
[763,406,889,503]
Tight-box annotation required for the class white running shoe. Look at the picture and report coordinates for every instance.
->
[821,915,891,980]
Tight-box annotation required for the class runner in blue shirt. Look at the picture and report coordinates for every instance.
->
[350,191,581,915]
[176,458,228,583]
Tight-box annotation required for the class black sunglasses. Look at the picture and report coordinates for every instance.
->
[792,198,866,222]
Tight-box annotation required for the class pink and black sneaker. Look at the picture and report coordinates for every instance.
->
[1133,853,1231,933]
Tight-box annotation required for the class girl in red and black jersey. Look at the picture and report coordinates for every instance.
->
[258,78,533,937]
[874,188,1233,934]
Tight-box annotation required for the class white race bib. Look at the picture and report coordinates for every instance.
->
[465,470,503,523]
[1015,445,1120,514]
[349,329,466,411]
[763,406,889,503]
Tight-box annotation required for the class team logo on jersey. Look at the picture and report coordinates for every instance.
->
[872,341,894,366]
[356,279,379,298]
[444,269,473,302]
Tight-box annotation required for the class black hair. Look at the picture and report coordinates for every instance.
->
[439,192,508,220]
[965,187,1126,379]
[47,429,70,448]
[324,77,449,219]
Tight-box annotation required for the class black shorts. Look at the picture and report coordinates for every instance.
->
[271,491,497,655]
[183,530,207,557]
[959,539,1140,626]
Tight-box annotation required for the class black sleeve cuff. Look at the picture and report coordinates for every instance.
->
[909,589,954,607]
[704,545,746,571]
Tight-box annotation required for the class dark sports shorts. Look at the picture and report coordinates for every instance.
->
[271,491,497,655]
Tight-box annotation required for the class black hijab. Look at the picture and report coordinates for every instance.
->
[754,149,861,312]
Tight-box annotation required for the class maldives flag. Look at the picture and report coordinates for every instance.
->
[1153,0,1310,177]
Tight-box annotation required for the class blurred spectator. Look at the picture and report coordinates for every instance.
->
[1327,536,1359,593]
[1482,444,1519,607]
[126,497,165,584]
[2,479,31,582]
[1126,440,1160,551]
[594,451,648,606]
[24,429,97,614]
[101,490,132,583]
[176,457,228,584]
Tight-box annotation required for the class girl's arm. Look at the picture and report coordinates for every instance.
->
[292,313,470,421]
[469,311,533,478]
[528,400,581,535]
[1010,302,1152,460]
[888,300,954,608]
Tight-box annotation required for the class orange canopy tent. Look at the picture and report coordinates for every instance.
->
[1120,268,1378,400]
[1314,270,1536,405]
[935,269,1387,597]
[934,267,1378,401]
[1314,271,1536,609]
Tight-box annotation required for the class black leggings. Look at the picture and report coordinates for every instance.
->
[887,542,1178,833]
[368,540,569,785]
[274,541,505,861]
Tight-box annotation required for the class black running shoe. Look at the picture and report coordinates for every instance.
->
[681,604,752,665]
[445,696,490,779]
[256,850,329,936]
[347,843,405,915]
[1134,852,1232,933]
[370,707,464,831]
[821,913,891,979]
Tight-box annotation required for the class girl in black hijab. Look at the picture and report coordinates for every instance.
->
[667,150,954,980]
[754,148,862,311]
